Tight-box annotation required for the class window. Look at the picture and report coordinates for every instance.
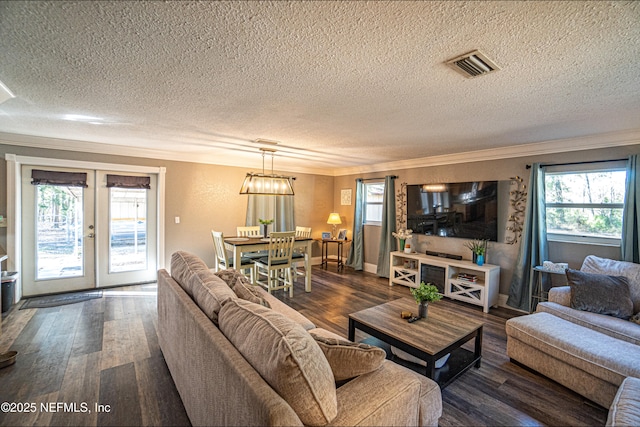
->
[545,168,626,244]
[364,182,385,224]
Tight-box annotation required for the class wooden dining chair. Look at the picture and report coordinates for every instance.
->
[292,226,311,280]
[236,226,262,238]
[211,230,254,282]
[237,225,267,260]
[254,231,296,297]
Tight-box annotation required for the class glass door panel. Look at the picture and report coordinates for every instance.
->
[22,166,95,296]
[109,188,147,273]
[36,185,85,279]
[96,171,157,287]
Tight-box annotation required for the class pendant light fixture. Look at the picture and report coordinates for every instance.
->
[239,148,295,195]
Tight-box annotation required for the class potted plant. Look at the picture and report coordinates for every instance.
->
[464,239,488,265]
[410,281,442,318]
[258,218,273,237]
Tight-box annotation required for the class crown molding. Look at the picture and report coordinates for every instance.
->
[0,132,336,176]
[1,128,638,178]
[332,128,640,176]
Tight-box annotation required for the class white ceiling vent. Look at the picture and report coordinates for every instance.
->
[445,50,500,78]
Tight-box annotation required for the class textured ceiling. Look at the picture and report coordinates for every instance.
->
[0,1,639,174]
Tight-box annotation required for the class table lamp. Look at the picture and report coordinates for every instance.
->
[327,213,342,239]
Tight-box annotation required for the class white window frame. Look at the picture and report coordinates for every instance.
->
[363,181,385,226]
[545,164,626,247]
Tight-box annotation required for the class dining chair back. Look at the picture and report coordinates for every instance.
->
[237,226,262,238]
[211,230,254,282]
[292,226,312,279]
[254,231,296,297]
[237,225,267,260]
[295,226,312,239]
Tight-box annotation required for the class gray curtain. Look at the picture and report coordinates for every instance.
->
[346,179,364,270]
[245,195,295,231]
[622,154,639,262]
[507,163,549,312]
[376,176,396,278]
[274,195,295,232]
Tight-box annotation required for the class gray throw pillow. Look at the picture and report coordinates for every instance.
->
[567,268,634,319]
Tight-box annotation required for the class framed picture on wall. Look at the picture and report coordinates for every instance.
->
[321,232,332,240]
[341,189,352,205]
[337,229,348,240]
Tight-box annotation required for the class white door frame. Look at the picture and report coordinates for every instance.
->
[5,154,166,302]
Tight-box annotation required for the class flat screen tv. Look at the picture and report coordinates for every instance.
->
[406,181,498,241]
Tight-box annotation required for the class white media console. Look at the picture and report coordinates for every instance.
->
[389,251,500,313]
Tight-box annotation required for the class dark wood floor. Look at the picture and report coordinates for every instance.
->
[0,266,608,426]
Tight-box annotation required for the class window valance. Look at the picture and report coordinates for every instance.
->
[106,174,151,189]
[31,169,88,187]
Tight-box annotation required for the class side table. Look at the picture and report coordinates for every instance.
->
[319,239,350,270]
[531,266,567,312]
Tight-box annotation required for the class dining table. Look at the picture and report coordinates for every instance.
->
[222,236,313,292]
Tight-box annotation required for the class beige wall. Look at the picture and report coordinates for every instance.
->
[334,145,640,295]
[0,143,334,270]
[2,142,639,297]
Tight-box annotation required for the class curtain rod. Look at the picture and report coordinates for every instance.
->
[361,175,398,181]
[525,158,627,169]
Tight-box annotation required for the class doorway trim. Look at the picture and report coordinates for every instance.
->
[5,154,166,302]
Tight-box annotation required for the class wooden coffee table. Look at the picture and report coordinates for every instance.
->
[348,298,483,388]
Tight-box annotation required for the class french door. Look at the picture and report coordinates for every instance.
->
[21,166,158,296]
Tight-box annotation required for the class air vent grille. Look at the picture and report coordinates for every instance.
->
[446,50,500,78]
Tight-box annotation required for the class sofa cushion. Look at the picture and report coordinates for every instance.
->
[506,312,640,386]
[254,287,316,330]
[606,376,640,427]
[567,269,634,319]
[309,330,386,382]
[218,298,337,426]
[537,302,640,346]
[581,255,640,313]
[170,250,210,297]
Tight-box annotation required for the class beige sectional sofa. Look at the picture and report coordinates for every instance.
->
[158,251,442,426]
[506,255,640,425]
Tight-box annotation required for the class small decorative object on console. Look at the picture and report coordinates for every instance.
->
[464,239,489,264]
[393,228,413,251]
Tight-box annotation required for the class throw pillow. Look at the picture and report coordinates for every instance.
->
[190,270,237,325]
[567,268,634,319]
[233,277,271,308]
[310,333,386,382]
[214,269,252,290]
[218,299,337,426]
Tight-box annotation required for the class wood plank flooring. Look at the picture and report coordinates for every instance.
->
[0,267,608,426]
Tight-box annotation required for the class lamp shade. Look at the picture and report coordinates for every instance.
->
[239,173,295,195]
[327,213,342,225]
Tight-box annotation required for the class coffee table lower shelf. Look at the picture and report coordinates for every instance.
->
[361,336,480,389]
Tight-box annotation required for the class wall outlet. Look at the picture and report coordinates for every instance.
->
[174,216,180,224]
